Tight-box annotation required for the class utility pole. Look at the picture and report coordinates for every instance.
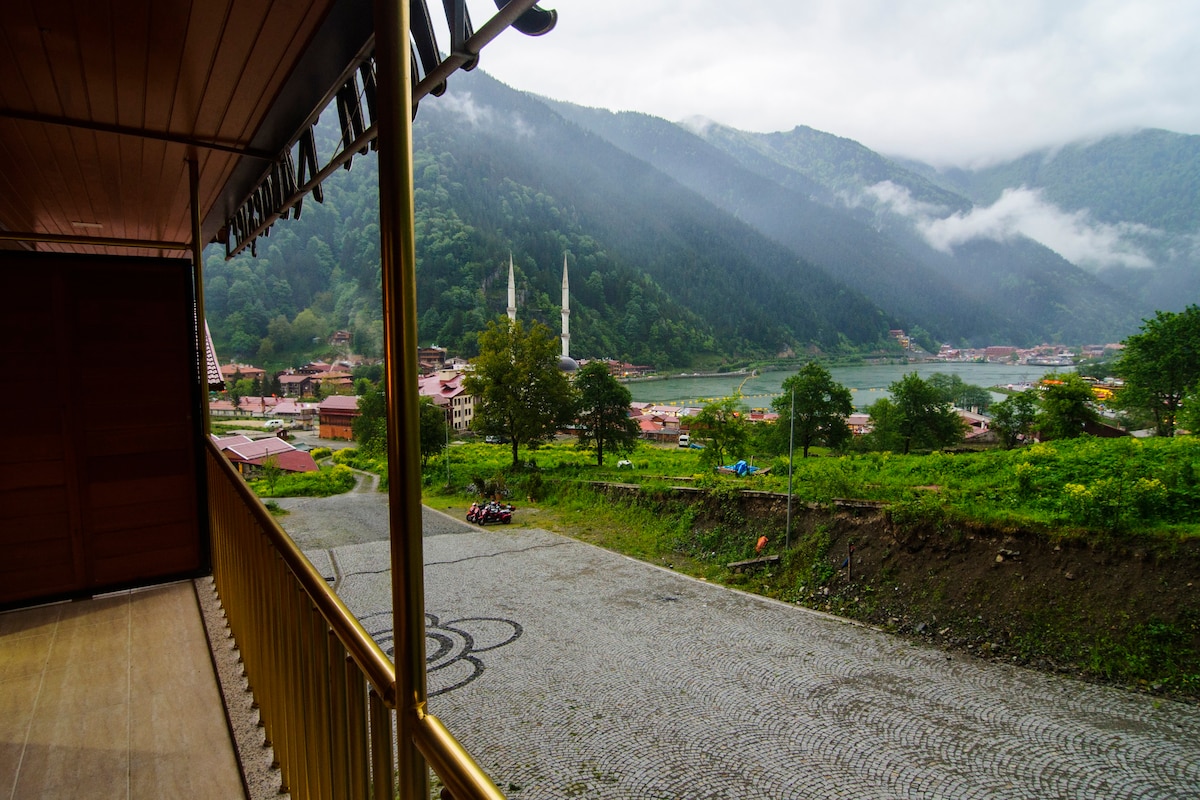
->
[786,386,795,549]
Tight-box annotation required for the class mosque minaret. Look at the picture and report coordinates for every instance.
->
[561,254,570,360]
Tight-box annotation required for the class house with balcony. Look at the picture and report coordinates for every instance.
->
[418,370,476,432]
[0,2,556,799]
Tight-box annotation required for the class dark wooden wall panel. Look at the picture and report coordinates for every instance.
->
[0,252,203,607]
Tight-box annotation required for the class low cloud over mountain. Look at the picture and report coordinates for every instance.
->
[865,181,1158,271]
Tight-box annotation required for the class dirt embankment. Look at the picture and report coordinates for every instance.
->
[714,493,1200,699]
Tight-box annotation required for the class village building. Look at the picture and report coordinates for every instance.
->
[278,373,316,397]
[219,362,267,385]
[272,399,319,428]
[318,395,361,440]
[208,395,282,418]
[418,346,447,373]
[418,370,476,432]
[210,434,318,476]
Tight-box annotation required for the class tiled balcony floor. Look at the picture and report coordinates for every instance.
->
[0,581,245,799]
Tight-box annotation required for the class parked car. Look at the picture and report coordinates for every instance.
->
[484,435,508,444]
[264,419,285,431]
[677,434,689,447]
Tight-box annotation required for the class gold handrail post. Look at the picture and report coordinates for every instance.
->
[373,0,429,797]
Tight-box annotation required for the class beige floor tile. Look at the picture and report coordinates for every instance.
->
[0,602,63,638]
[0,632,54,683]
[0,672,43,796]
[129,693,245,800]
[4,582,245,800]
[36,655,130,714]
[16,704,130,800]
[129,581,193,618]
[45,616,129,670]
[57,592,130,629]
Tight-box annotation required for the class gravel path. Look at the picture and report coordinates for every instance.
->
[274,479,1200,800]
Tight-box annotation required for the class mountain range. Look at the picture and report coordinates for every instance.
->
[203,67,1199,368]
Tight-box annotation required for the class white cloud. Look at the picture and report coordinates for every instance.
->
[862,181,946,219]
[866,182,1157,270]
[438,92,493,127]
[436,91,534,138]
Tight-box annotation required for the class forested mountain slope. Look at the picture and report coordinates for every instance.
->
[549,103,1139,346]
[203,68,1194,370]
[205,70,896,368]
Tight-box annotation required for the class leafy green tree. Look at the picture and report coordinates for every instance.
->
[353,388,388,457]
[464,318,576,468]
[888,372,964,454]
[771,362,853,458]
[927,372,993,412]
[862,397,904,452]
[1115,305,1200,436]
[260,455,283,495]
[1037,373,1100,440]
[574,362,639,466]
[689,397,748,468]
[989,391,1040,449]
[418,396,449,467]
[1176,382,1200,435]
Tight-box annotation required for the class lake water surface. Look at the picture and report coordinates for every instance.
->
[627,362,1065,409]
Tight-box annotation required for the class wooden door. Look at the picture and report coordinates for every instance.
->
[0,253,204,607]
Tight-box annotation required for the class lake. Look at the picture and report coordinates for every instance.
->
[626,362,1065,410]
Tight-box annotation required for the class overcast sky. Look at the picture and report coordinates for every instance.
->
[465,0,1200,168]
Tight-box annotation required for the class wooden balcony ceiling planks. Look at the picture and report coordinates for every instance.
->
[0,0,352,257]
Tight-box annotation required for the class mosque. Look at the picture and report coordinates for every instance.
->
[508,254,578,373]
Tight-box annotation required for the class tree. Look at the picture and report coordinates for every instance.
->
[989,391,1039,449]
[927,372,992,413]
[260,455,283,495]
[1037,373,1099,440]
[418,396,449,467]
[464,318,576,468]
[862,398,904,452]
[689,397,748,468]
[1176,382,1200,435]
[1115,305,1200,436]
[888,373,964,454]
[574,361,639,466]
[771,362,853,458]
[353,387,387,457]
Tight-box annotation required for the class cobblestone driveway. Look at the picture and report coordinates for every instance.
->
[279,491,1200,799]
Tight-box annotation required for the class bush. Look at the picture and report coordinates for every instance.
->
[250,464,358,497]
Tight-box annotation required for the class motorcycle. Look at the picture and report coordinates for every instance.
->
[466,500,515,525]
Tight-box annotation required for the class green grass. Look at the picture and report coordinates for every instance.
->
[249,464,358,498]
[424,436,1200,539]
[420,435,1200,696]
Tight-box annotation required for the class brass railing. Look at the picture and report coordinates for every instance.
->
[205,441,504,799]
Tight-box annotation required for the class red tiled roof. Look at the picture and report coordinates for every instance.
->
[319,395,361,411]
[210,434,253,449]
[247,449,319,473]
[224,438,295,461]
[417,372,468,400]
[205,321,224,390]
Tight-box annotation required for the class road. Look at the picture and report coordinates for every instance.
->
[274,481,1200,799]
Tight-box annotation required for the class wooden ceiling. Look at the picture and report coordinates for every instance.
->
[0,0,555,261]
[0,0,368,257]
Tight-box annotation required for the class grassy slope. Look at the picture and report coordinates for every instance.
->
[418,437,1200,698]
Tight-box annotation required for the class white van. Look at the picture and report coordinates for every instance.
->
[264,419,285,431]
[678,434,689,447]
